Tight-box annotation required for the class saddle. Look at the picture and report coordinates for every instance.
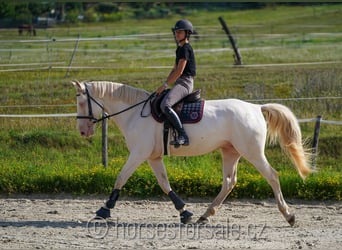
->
[151,89,204,124]
[151,89,205,155]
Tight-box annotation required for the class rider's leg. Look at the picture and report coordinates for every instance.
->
[160,84,191,146]
[164,106,189,145]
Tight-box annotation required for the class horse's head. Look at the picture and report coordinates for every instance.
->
[72,80,103,137]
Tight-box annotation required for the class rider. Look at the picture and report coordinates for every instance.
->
[155,19,196,146]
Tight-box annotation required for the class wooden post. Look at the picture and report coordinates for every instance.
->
[102,112,108,168]
[65,34,80,77]
[218,16,242,65]
[312,115,322,167]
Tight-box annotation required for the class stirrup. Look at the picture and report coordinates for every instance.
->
[170,139,181,148]
[178,135,189,146]
[170,135,189,147]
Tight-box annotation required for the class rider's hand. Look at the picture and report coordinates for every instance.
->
[156,82,168,95]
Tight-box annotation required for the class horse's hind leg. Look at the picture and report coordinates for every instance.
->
[197,144,240,224]
[148,157,193,224]
[246,153,295,226]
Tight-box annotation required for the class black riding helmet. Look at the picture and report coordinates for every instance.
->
[173,19,193,43]
[174,19,193,34]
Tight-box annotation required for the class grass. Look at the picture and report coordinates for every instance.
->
[0,4,341,199]
[0,130,341,200]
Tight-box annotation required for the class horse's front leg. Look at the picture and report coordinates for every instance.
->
[96,154,145,219]
[148,157,193,224]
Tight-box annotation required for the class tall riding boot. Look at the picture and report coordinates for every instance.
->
[164,106,189,146]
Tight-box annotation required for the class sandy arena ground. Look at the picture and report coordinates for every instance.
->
[0,194,341,249]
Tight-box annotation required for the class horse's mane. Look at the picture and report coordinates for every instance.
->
[87,81,150,104]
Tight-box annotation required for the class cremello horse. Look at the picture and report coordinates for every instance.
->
[72,80,312,226]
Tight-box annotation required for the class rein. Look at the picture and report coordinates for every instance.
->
[76,86,155,124]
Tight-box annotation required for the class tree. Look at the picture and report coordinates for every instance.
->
[0,2,15,18]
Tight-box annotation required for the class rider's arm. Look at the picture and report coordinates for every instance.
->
[165,59,187,85]
[156,60,187,95]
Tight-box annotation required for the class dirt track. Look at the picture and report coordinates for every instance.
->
[0,194,341,249]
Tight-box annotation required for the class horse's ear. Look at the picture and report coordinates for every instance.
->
[71,80,85,93]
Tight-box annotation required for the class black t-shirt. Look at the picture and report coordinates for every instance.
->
[175,43,196,77]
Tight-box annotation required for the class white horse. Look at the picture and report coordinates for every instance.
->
[72,80,312,226]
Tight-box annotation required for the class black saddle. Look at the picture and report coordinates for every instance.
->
[151,89,203,123]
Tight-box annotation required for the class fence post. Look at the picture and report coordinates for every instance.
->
[65,34,80,78]
[102,112,108,168]
[171,28,177,45]
[312,115,322,167]
[218,16,242,65]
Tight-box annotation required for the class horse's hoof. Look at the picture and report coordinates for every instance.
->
[96,207,111,219]
[180,210,193,224]
[196,216,210,224]
[287,214,295,226]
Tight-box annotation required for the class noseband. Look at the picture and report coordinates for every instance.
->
[76,86,155,124]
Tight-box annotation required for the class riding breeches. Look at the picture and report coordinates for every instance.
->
[160,76,194,113]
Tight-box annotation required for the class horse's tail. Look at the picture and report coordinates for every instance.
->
[261,103,312,180]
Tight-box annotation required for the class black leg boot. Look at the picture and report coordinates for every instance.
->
[96,189,120,219]
[164,107,189,146]
[168,190,193,224]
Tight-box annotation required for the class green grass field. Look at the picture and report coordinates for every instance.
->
[0,4,341,199]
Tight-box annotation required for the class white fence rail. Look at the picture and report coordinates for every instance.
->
[298,118,342,125]
[0,113,341,125]
[0,113,76,118]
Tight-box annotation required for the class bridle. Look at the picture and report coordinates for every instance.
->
[76,86,155,124]
[76,87,103,123]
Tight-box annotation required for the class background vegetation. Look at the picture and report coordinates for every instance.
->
[0,3,341,200]
[0,2,296,27]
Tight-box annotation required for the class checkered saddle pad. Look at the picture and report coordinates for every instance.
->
[151,89,205,124]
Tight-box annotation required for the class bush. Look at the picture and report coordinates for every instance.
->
[84,7,99,22]
[65,9,81,24]
[101,13,123,22]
